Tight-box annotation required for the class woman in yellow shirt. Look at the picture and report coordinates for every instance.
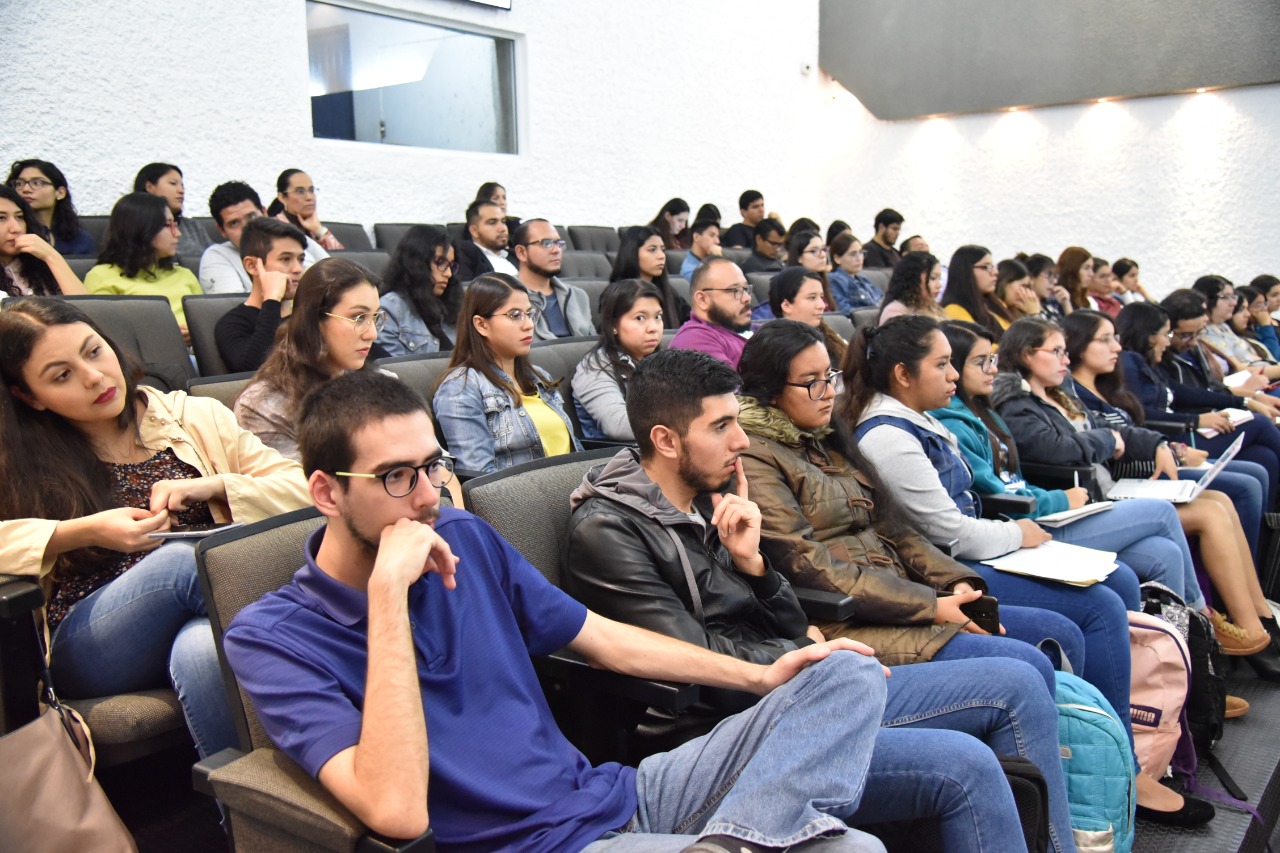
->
[942,244,1012,341]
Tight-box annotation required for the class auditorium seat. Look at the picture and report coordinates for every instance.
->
[568,279,610,326]
[324,222,373,251]
[193,217,222,243]
[863,267,891,293]
[746,272,772,308]
[446,222,467,244]
[332,250,391,278]
[559,252,613,279]
[664,249,688,276]
[61,295,195,392]
[183,293,246,376]
[851,307,879,331]
[669,276,690,306]
[373,222,438,252]
[187,371,256,411]
[721,247,751,266]
[567,226,621,254]
[528,336,598,387]
[67,256,98,280]
[78,215,110,249]
[824,312,854,341]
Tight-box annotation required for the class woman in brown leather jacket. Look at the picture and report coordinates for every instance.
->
[737,319,1081,679]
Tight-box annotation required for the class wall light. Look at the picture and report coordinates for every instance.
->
[1195,88,1207,94]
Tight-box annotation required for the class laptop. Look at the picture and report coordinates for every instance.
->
[1105,435,1244,503]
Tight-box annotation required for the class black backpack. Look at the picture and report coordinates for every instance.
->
[1140,582,1226,748]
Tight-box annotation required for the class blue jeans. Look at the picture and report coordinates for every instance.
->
[1050,498,1205,610]
[1198,417,1280,508]
[48,541,236,759]
[931,603,1084,697]
[1179,463,1266,559]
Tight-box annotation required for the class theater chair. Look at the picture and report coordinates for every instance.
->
[61,295,195,392]
[324,223,373,251]
[567,226,621,254]
[558,252,614,279]
[183,293,246,376]
[188,371,257,412]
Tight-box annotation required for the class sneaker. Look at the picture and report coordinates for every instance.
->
[1226,695,1250,719]
[1210,610,1270,656]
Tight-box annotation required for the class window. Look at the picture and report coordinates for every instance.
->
[307,2,518,154]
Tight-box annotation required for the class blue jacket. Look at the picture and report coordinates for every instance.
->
[929,396,1069,518]
[828,268,884,314]
[1118,350,1240,430]
[377,291,447,357]
[433,365,581,474]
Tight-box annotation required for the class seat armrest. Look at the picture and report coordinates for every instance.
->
[452,467,485,484]
[1020,463,1101,501]
[580,439,636,451]
[535,649,699,712]
[934,538,961,557]
[1146,420,1188,438]
[792,587,856,622]
[0,575,44,619]
[979,493,1036,518]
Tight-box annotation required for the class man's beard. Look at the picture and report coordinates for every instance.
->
[707,301,751,333]
[526,257,561,278]
[345,506,442,559]
[677,447,733,497]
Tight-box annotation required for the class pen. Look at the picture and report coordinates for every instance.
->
[1073,471,1079,490]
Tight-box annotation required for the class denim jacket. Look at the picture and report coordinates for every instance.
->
[378,291,444,357]
[433,365,582,474]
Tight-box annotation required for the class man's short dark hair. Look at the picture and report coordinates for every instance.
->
[466,198,502,227]
[209,181,263,225]
[240,217,307,262]
[510,218,549,247]
[1160,289,1209,325]
[690,218,719,237]
[738,190,763,212]
[753,217,784,240]
[900,235,925,253]
[689,255,735,293]
[627,349,741,459]
[874,208,904,230]
[297,371,430,478]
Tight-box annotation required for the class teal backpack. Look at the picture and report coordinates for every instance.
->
[1055,670,1136,853]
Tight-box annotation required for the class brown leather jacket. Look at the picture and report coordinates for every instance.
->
[738,397,985,665]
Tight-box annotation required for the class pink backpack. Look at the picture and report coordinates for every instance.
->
[1128,611,1191,778]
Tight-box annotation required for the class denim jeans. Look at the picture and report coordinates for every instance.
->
[587,652,1052,853]
[1179,463,1266,559]
[1199,417,1280,508]
[1050,498,1205,610]
[48,541,236,759]
[931,603,1084,696]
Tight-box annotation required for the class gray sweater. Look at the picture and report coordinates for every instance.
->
[856,393,1023,560]
[528,277,596,340]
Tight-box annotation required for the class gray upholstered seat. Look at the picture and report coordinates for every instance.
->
[187,371,256,411]
[61,295,195,392]
[183,293,245,376]
[558,252,614,279]
[324,222,373,251]
[330,250,391,278]
[566,226,620,254]
[824,312,854,341]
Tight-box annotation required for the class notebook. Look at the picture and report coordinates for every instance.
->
[1104,435,1243,503]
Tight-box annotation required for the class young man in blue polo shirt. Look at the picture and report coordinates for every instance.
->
[223,370,889,853]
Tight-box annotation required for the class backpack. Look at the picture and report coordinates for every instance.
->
[1139,582,1225,749]
[1055,670,1135,853]
[1127,611,1190,779]
[854,414,978,516]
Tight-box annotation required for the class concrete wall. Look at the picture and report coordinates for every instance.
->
[2,0,1275,291]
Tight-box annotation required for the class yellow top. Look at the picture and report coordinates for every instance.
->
[521,393,572,458]
[84,263,202,326]
[944,302,1010,331]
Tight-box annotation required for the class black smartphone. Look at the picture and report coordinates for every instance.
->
[958,595,1000,635]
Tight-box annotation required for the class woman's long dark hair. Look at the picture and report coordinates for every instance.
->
[7,159,82,245]
[96,192,175,279]
[997,316,1084,416]
[1115,300,1171,370]
[380,225,460,349]
[942,244,1010,338]
[784,230,835,308]
[0,186,62,296]
[589,279,665,398]
[266,168,304,218]
[647,197,689,249]
[941,320,1020,474]
[611,225,682,328]
[445,273,543,405]
[1058,246,1093,310]
[836,313,940,425]
[769,267,846,364]
[880,251,940,312]
[1236,286,1268,344]
[242,258,377,412]
[0,298,144,577]
[1063,310,1145,422]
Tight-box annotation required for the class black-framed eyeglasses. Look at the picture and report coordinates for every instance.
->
[1171,329,1202,342]
[490,307,542,324]
[968,354,998,371]
[703,286,752,301]
[10,178,53,190]
[1034,346,1068,360]
[973,263,997,274]
[335,457,456,497]
[785,369,844,400]
[432,257,460,274]
[523,238,567,251]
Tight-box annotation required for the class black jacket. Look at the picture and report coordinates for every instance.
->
[455,239,517,284]
[565,449,811,703]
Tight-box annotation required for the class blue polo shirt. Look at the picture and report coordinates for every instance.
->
[223,508,637,852]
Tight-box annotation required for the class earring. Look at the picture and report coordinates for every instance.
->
[612,329,618,335]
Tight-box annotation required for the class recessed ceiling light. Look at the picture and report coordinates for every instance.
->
[1097,98,1108,103]
[1195,88,1207,94]
[1008,106,1018,112]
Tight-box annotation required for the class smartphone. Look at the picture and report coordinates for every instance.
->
[958,595,1001,635]
[148,522,245,540]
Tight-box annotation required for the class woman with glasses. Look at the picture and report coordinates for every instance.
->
[377,225,462,356]
[878,251,946,323]
[235,259,382,461]
[1018,252,1072,320]
[133,162,211,260]
[1231,285,1280,362]
[841,314,1216,826]
[267,169,345,251]
[941,245,1012,339]
[85,192,201,337]
[827,232,883,314]
[434,273,580,474]
[0,185,87,297]
[0,297,309,761]
[610,225,688,328]
[572,279,665,441]
[783,229,836,307]
[7,159,95,255]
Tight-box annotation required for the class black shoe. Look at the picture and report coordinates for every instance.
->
[1245,641,1280,682]
[1136,795,1216,827]
[1260,615,1280,644]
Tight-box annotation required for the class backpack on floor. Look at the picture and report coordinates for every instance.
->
[1139,582,1225,749]
[1127,611,1191,779]
[1055,671,1136,853]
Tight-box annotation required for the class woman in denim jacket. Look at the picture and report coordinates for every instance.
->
[377,225,461,356]
[434,274,581,474]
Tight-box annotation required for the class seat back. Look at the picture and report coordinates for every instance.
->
[664,249,688,276]
[324,222,373,251]
[184,293,245,376]
[746,272,773,308]
[559,252,613,279]
[564,279,610,326]
[61,295,195,391]
[66,257,98,280]
[188,371,257,411]
[463,449,620,585]
[529,336,598,385]
[193,217,223,243]
[376,351,456,402]
[567,226,620,254]
[721,247,751,266]
[77,216,110,250]
[863,267,891,293]
[669,276,691,308]
[824,312,854,341]
[851,307,879,331]
[372,222,428,252]
[331,250,391,278]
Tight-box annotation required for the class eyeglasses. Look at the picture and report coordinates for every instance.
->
[161,220,180,234]
[802,247,829,257]
[285,186,318,198]
[10,178,52,190]
[323,310,388,332]
[785,369,844,400]
[1033,346,1068,360]
[1171,329,1202,342]
[1092,334,1119,345]
[766,239,786,250]
[524,238,567,251]
[703,286,752,301]
[968,354,998,371]
[335,457,456,497]
[432,257,460,274]
[490,307,542,324]
[973,263,997,274]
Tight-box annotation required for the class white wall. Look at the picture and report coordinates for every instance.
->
[3,0,1276,290]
